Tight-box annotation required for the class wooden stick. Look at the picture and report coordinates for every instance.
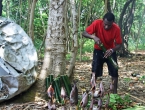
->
[125,93,145,104]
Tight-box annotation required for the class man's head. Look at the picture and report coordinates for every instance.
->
[103,12,115,30]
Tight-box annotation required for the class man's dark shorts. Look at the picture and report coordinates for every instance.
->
[92,49,118,78]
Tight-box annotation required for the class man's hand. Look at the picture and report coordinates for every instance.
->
[104,49,113,58]
[82,31,102,44]
[92,35,101,45]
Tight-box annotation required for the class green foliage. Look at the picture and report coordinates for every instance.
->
[34,38,44,58]
[110,94,123,105]
[1,0,145,59]
[66,53,71,61]
[128,38,145,51]
[139,75,145,84]
[34,38,42,51]
[109,94,132,110]
[139,75,145,80]
[66,53,90,61]
[123,78,131,82]
[81,39,94,54]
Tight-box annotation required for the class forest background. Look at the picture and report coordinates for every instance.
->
[2,0,145,57]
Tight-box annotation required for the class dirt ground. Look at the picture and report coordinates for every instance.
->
[0,51,145,109]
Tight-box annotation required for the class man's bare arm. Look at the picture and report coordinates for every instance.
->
[82,31,101,44]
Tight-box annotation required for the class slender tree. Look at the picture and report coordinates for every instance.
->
[28,0,38,42]
[0,0,2,16]
[67,0,79,77]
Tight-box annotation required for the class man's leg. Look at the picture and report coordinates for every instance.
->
[91,49,104,86]
[106,52,118,94]
[92,49,104,79]
[112,77,118,94]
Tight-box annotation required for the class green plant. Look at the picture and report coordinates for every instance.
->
[66,53,71,61]
[80,40,94,54]
[139,75,145,84]
[123,78,131,82]
[109,94,132,110]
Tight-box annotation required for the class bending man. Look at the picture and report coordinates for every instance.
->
[82,12,122,94]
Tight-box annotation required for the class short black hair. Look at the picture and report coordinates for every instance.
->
[103,12,115,22]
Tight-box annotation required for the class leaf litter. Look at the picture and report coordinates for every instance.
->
[0,52,145,109]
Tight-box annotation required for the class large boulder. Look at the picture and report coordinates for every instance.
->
[0,17,38,102]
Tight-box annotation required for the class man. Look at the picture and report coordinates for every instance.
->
[82,12,122,94]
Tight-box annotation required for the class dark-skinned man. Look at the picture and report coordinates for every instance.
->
[82,12,122,94]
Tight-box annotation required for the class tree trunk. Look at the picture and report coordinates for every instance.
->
[78,0,82,61]
[118,0,135,57]
[104,0,108,13]
[112,0,116,11]
[37,0,66,99]
[6,0,10,17]
[28,0,38,42]
[18,0,22,25]
[67,0,79,77]
[25,0,32,33]
[0,0,3,16]
[107,0,111,12]
[104,0,111,13]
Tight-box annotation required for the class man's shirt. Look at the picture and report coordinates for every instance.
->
[86,19,122,50]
